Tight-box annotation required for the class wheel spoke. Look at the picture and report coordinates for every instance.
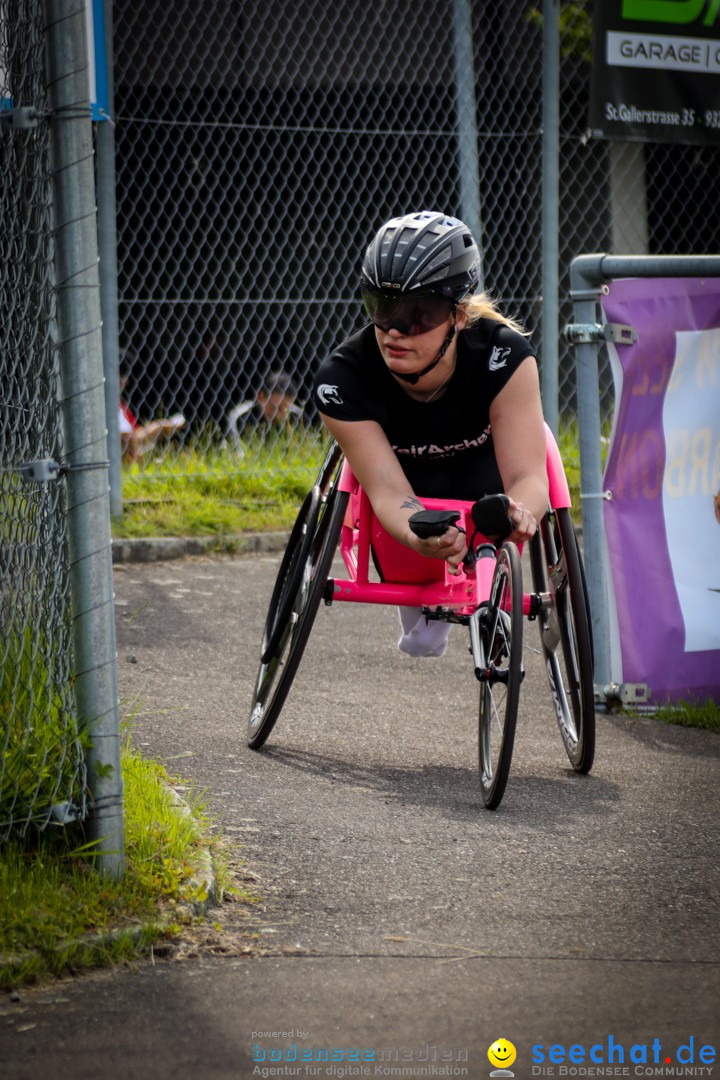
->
[489,687,507,737]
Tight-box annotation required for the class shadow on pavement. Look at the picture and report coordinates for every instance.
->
[259,743,621,826]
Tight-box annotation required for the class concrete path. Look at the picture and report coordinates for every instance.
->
[2,552,718,1080]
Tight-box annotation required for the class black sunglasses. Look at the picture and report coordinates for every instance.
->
[362,289,454,337]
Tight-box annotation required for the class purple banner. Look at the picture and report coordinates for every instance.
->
[601,277,720,704]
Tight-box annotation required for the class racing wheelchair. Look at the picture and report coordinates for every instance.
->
[247,427,595,809]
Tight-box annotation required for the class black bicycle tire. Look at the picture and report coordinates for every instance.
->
[261,486,320,664]
[530,509,595,773]
[260,441,343,662]
[555,509,596,772]
[247,478,348,750]
[478,542,523,809]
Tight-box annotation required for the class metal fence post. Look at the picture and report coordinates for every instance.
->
[44,0,125,876]
[541,0,560,433]
[452,0,484,289]
[569,256,612,693]
[97,0,123,517]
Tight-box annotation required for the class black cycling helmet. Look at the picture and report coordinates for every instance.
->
[360,210,480,302]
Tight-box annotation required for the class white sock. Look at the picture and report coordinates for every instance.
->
[397,608,452,658]
[398,606,423,635]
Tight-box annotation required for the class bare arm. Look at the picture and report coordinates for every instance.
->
[318,413,467,572]
[489,355,548,542]
[121,418,185,463]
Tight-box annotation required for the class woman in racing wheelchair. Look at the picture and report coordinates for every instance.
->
[312,209,548,658]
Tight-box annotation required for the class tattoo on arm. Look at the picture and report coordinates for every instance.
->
[400,496,424,511]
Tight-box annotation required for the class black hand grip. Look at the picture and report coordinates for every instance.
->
[408,509,462,539]
[470,494,514,540]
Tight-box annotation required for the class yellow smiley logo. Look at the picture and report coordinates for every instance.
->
[488,1039,517,1069]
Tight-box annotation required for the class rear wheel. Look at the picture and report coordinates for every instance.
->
[248,444,346,750]
[530,508,595,773]
[478,542,523,809]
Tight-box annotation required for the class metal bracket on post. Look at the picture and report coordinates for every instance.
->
[16,458,109,483]
[17,459,62,483]
[0,106,42,133]
[599,683,651,709]
[564,322,637,346]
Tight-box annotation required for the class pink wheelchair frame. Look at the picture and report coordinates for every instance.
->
[330,423,572,617]
[248,425,594,809]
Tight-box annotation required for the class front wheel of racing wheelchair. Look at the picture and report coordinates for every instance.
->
[410,496,525,811]
[247,442,347,750]
[476,540,524,810]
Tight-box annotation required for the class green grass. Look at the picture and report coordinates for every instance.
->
[651,699,720,733]
[113,429,329,540]
[1,619,88,832]
[0,738,244,989]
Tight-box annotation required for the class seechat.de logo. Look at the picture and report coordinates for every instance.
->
[531,1035,716,1069]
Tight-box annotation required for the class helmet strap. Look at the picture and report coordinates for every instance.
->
[393,320,457,386]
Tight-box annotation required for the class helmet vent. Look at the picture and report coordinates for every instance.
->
[422,246,452,275]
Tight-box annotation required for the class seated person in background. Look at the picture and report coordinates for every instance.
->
[119,366,185,463]
[225,370,305,447]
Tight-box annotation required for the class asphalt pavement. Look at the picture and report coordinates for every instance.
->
[2,548,719,1080]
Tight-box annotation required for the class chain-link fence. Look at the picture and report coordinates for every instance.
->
[112,0,720,482]
[0,0,87,839]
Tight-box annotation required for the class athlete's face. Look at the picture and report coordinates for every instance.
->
[374,309,466,382]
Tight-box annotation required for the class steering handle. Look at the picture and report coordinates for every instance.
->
[470,494,514,540]
[408,509,463,539]
[409,497,514,541]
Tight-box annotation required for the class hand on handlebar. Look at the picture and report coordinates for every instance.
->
[418,526,467,574]
[470,493,538,544]
[504,497,538,542]
[407,509,468,575]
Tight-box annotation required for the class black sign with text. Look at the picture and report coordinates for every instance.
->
[589,0,720,144]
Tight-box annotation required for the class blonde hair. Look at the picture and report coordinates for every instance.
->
[458,292,530,336]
